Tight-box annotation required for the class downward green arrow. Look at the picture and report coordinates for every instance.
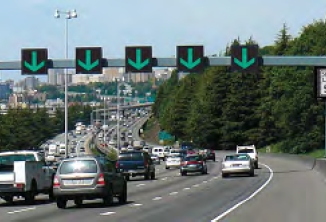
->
[77,50,100,71]
[180,48,201,69]
[128,49,149,70]
[234,48,255,69]
[24,51,45,72]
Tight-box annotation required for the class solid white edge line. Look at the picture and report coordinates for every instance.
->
[211,163,274,222]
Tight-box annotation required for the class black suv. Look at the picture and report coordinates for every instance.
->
[116,150,155,181]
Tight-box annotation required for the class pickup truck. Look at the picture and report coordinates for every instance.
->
[0,151,56,204]
[116,150,155,181]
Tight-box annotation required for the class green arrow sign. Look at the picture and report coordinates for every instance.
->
[77,50,99,71]
[24,51,45,72]
[234,47,255,69]
[180,48,201,69]
[128,49,149,70]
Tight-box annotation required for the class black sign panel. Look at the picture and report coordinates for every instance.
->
[21,48,48,75]
[125,46,152,73]
[314,66,326,100]
[231,45,259,73]
[177,46,205,72]
[76,47,102,74]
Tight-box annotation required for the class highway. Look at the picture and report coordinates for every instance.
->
[1,115,326,221]
[1,150,325,222]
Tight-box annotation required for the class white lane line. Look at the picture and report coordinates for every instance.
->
[161,177,167,181]
[169,192,178,195]
[153,197,162,200]
[7,207,36,214]
[211,163,274,222]
[183,187,191,190]
[202,180,208,183]
[136,183,146,187]
[100,212,116,216]
[132,203,143,207]
[192,184,200,187]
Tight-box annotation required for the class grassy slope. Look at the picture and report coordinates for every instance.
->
[143,117,160,144]
[259,144,325,158]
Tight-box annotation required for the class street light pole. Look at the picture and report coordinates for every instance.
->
[55,9,77,158]
[117,78,120,151]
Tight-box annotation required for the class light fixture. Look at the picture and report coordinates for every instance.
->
[54,10,60,18]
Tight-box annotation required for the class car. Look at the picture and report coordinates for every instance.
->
[165,154,182,169]
[116,150,155,181]
[180,154,207,176]
[236,145,258,169]
[221,153,254,178]
[150,154,161,165]
[53,156,127,209]
[205,149,216,161]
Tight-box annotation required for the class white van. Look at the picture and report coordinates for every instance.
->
[48,144,58,155]
[236,145,258,169]
[152,146,165,160]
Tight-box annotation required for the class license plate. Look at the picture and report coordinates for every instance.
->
[188,164,197,168]
[232,164,241,167]
[64,179,92,185]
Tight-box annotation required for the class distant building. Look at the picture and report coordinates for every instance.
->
[24,76,39,90]
[0,82,11,100]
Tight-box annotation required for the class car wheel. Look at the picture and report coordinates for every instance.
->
[3,196,13,203]
[125,175,130,181]
[181,171,187,176]
[165,166,170,170]
[25,182,37,205]
[74,198,83,207]
[103,187,113,206]
[118,183,127,204]
[56,198,67,209]
[213,158,216,162]
[254,162,258,169]
[222,173,229,178]
[249,170,255,177]
[150,172,155,180]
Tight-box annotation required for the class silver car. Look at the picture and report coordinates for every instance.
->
[221,154,254,178]
[53,156,127,209]
[150,154,160,165]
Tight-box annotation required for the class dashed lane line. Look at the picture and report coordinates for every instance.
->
[100,212,116,216]
[169,192,178,196]
[8,207,36,214]
[131,203,143,207]
[183,187,191,190]
[153,197,162,200]
[136,183,146,187]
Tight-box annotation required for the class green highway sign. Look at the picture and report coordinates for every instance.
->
[76,47,102,74]
[231,45,259,73]
[125,46,152,73]
[177,46,205,72]
[21,48,48,75]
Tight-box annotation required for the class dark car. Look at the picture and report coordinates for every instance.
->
[180,154,208,176]
[53,155,127,209]
[116,151,155,181]
[205,149,216,161]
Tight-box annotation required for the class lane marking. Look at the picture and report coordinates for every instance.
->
[100,212,116,216]
[153,197,162,200]
[183,187,191,190]
[132,203,143,207]
[8,207,36,214]
[136,184,146,187]
[193,184,200,187]
[161,177,167,181]
[169,191,178,195]
[211,163,274,222]
[203,180,208,183]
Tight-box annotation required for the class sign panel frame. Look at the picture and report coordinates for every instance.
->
[75,47,102,74]
[125,46,152,73]
[21,48,48,75]
[177,45,205,72]
[231,44,259,73]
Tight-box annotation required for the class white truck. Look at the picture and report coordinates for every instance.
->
[48,144,58,155]
[0,151,56,204]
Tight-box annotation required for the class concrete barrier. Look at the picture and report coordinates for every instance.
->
[315,159,326,178]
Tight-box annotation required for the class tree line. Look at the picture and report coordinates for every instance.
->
[0,105,92,151]
[152,20,326,154]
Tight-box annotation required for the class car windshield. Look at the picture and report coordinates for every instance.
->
[119,152,143,161]
[225,155,250,161]
[59,160,98,174]
[238,148,254,153]
[0,154,36,165]
[184,156,202,161]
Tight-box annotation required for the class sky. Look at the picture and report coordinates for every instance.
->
[0,0,326,82]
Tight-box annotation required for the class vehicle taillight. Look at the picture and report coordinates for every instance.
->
[181,161,187,166]
[53,176,60,188]
[14,183,25,189]
[116,161,119,168]
[144,159,148,167]
[97,173,105,186]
